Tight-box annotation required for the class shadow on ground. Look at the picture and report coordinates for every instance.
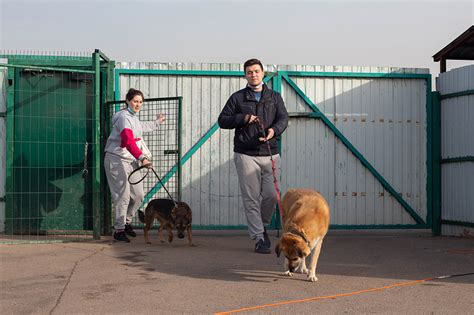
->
[111,230,474,284]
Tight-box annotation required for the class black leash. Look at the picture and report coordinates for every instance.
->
[128,164,177,205]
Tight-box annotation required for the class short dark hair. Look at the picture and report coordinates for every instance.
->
[243,58,264,72]
[125,88,144,102]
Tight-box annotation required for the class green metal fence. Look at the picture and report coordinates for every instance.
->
[0,50,113,244]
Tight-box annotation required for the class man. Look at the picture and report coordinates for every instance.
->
[218,58,289,254]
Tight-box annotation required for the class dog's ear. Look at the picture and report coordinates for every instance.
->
[185,210,192,221]
[275,243,281,257]
[296,248,304,258]
[297,245,311,258]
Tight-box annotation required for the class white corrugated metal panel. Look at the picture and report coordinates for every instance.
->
[117,62,248,226]
[441,224,473,238]
[280,66,428,226]
[438,64,474,94]
[438,65,474,237]
[439,65,474,158]
[0,68,6,232]
[442,163,474,222]
[117,62,429,227]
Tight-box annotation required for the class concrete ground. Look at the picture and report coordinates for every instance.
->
[1,230,473,314]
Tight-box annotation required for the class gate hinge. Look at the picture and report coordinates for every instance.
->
[0,196,5,202]
[0,111,6,118]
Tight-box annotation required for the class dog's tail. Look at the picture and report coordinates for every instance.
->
[138,210,145,223]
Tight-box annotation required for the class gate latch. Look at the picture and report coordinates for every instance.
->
[82,141,88,178]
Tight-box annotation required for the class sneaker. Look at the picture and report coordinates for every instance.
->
[124,224,137,237]
[255,239,271,254]
[263,228,271,247]
[113,231,130,243]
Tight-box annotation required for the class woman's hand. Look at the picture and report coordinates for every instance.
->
[142,158,152,168]
[157,113,165,124]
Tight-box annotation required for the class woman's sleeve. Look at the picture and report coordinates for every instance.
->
[116,115,144,160]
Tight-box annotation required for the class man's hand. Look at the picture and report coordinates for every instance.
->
[248,115,259,124]
[259,128,275,142]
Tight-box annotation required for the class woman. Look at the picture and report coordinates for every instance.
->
[104,88,165,242]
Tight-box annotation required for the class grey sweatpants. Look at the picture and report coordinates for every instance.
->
[234,152,281,241]
[104,153,145,231]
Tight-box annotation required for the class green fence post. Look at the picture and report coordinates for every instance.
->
[92,50,101,239]
[272,72,283,231]
[5,67,15,234]
[178,97,183,201]
[431,91,441,236]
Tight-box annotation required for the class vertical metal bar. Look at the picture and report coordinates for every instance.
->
[99,66,106,235]
[426,78,433,231]
[431,91,442,236]
[178,97,183,201]
[103,60,115,235]
[272,72,283,231]
[5,68,15,235]
[114,68,121,112]
[92,50,101,239]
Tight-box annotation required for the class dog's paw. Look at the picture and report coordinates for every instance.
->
[160,240,165,243]
[299,267,308,274]
[190,243,196,247]
[307,272,318,282]
[283,271,293,277]
[146,241,152,245]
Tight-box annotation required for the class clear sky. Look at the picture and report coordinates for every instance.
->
[1,0,473,79]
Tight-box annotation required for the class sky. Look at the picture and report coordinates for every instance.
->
[1,0,473,80]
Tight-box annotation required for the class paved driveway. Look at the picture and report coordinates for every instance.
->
[1,230,473,314]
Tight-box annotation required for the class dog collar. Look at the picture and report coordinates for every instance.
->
[286,227,311,246]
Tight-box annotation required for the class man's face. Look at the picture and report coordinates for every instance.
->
[245,64,264,86]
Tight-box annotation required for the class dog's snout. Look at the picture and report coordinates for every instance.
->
[178,233,185,238]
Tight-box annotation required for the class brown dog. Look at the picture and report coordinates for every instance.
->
[275,188,330,282]
[138,199,194,246]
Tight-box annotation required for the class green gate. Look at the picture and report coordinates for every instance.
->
[104,97,182,230]
[113,67,438,233]
[1,50,114,243]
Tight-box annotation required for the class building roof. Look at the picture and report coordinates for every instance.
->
[433,26,474,62]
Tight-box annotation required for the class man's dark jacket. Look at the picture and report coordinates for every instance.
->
[218,84,289,156]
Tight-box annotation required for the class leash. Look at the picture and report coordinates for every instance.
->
[128,164,177,205]
[215,272,474,314]
[255,118,284,233]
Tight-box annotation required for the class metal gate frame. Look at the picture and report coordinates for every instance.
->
[114,68,439,233]
[104,96,183,231]
[435,88,474,234]
[0,50,114,242]
[278,71,435,231]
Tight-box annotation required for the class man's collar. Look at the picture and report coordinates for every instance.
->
[246,81,264,92]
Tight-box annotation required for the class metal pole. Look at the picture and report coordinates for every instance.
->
[92,50,101,239]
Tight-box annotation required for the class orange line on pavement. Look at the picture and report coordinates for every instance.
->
[214,277,435,315]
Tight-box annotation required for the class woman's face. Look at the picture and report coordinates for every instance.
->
[126,95,143,113]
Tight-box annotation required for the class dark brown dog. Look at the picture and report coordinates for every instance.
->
[138,199,194,246]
